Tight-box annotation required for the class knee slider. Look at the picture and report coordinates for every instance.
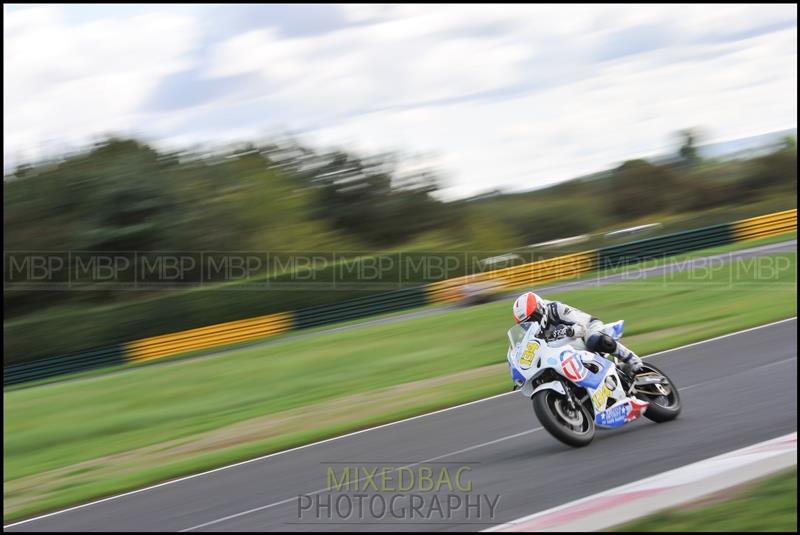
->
[586,332,617,354]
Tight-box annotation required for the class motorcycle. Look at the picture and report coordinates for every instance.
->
[506,319,680,447]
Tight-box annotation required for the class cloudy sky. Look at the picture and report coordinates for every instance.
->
[3,4,797,198]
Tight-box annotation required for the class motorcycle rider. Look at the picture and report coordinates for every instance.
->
[512,291,643,374]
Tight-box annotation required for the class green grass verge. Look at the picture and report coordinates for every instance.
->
[561,231,797,283]
[3,300,455,392]
[3,251,796,522]
[6,231,796,391]
[613,468,798,532]
[5,201,796,364]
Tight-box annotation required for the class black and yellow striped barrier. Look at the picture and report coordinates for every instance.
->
[734,209,797,242]
[4,208,796,386]
[427,251,597,304]
[126,312,293,363]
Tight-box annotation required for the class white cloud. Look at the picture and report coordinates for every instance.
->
[203,12,535,121]
[4,5,198,163]
[301,23,796,199]
[3,4,796,200]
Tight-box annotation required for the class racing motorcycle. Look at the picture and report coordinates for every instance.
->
[506,319,680,447]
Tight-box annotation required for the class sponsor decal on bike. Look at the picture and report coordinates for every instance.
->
[518,341,540,368]
[625,399,649,421]
[595,402,630,427]
[595,398,649,427]
[559,350,585,381]
[591,384,613,409]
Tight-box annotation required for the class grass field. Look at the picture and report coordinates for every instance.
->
[7,232,796,391]
[613,468,797,532]
[3,250,796,522]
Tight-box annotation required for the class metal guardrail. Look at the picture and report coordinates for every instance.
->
[4,208,796,386]
[4,345,128,386]
[734,209,797,241]
[127,312,293,363]
[294,286,428,330]
[427,252,597,304]
[597,223,735,269]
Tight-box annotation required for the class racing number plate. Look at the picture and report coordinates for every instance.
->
[519,341,539,368]
[591,385,613,409]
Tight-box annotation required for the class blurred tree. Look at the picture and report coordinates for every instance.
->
[677,128,702,167]
[606,159,680,218]
[278,147,447,247]
[740,148,797,196]
[4,129,797,325]
[80,139,176,251]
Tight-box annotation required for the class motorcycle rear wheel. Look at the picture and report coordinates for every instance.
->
[532,389,595,447]
[632,363,681,423]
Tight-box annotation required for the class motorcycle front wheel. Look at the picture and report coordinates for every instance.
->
[631,362,681,423]
[532,389,595,447]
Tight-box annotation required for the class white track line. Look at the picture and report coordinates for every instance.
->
[3,392,513,529]
[482,432,798,532]
[179,428,543,532]
[178,354,799,532]
[179,353,798,531]
[4,316,797,529]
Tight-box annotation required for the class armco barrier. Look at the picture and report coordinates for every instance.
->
[427,251,596,304]
[127,312,293,363]
[487,250,596,290]
[3,344,128,386]
[597,223,735,269]
[734,208,797,242]
[4,208,797,386]
[294,285,429,329]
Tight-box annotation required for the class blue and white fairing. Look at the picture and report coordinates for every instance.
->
[506,319,647,428]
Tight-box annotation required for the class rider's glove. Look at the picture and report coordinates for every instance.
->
[626,354,643,372]
[550,326,585,341]
[546,328,568,341]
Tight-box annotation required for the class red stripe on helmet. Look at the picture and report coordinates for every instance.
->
[526,292,537,318]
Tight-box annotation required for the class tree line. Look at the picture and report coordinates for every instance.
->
[3,130,797,321]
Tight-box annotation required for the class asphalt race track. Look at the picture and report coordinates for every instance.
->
[7,318,797,532]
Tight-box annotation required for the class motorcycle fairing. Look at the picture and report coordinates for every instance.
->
[572,355,615,390]
[595,398,649,427]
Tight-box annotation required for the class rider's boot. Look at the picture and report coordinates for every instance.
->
[614,342,643,375]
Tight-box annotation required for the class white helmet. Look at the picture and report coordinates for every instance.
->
[512,291,545,324]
